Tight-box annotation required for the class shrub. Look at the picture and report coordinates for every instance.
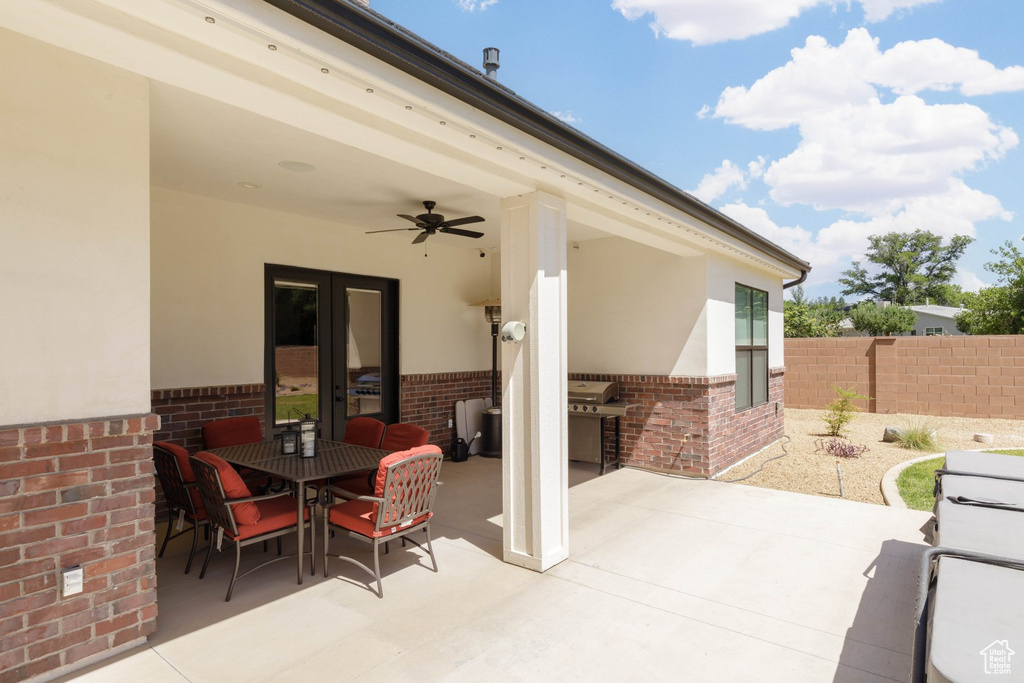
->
[822,386,869,437]
[848,302,917,336]
[815,438,868,458]
[894,421,939,451]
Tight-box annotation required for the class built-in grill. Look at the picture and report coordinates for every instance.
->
[567,380,634,475]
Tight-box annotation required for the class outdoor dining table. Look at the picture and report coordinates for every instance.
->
[209,439,389,583]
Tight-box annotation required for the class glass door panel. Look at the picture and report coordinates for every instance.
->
[272,280,320,426]
[345,288,382,417]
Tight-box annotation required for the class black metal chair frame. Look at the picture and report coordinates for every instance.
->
[153,444,209,575]
[321,450,442,598]
[191,456,315,602]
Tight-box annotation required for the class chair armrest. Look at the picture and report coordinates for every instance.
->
[323,483,383,504]
[227,489,296,505]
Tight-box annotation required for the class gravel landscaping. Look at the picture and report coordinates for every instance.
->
[715,408,1024,505]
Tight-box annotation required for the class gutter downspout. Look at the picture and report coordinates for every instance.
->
[783,270,808,290]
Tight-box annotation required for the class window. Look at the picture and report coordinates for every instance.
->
[735,284,768,411]
[925,326,945,336]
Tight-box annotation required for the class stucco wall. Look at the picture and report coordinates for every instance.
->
[708,256,786,374]
[566,237,786,377]
[0,30,151,426]
[567,238,708,376]
[150,187,493,389]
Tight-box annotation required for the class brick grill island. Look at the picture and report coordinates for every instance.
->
[573,370,785,477]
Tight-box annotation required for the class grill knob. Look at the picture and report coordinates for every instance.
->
[572,404,578,412]
[591,405,599,413]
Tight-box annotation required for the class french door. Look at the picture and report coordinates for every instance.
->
[264,264,399,440]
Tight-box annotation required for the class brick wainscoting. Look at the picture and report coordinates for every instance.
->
[0,415,159,682]
[571,370,785,477]
[400,372,493,451]
[151,384,266,451]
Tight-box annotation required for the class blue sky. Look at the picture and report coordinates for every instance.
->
[371,0,1024,300]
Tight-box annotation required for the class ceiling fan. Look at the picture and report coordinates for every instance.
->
[366,201,485,244]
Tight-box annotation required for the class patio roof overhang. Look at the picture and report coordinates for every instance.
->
[4,0,806,277]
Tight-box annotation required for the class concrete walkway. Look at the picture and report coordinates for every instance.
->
[56,458,931,682]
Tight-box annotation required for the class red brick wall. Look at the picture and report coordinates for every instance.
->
[151,384,266,451]
[274,346,316,379]
[785,336,1024,418]
[571,371,785,477]
[400,372,493,450]
[150,384,265,520]
[0,415,159,682]
[707,369,786,473]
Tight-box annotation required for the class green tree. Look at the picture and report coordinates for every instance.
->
[848,302,916,336]
[784,286,844,337]
[955,241,1024,334]
[839,230,973,305]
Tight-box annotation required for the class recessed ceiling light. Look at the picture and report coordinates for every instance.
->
[238,181,260,189]
[439,121,446,125]
[268,44,277,51]
[278,161,316,172]
[366,88,374,93]
[321,67,329,74]
[205,16,215,23]
[405,105,413,110]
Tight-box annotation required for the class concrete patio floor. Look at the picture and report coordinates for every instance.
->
[56,457,931,682]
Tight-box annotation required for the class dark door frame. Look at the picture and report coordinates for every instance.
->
[263,263,400,440]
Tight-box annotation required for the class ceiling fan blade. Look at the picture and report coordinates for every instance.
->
[440,227,484,239]
[365,228,420,234]
[412,231,430,245]
[443,215,485,227]
[397,214,422,224]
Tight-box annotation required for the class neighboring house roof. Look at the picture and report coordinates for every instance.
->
[907,305,965,320]
[264,0,811,276]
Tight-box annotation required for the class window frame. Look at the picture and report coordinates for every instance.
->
[735,283,769,412]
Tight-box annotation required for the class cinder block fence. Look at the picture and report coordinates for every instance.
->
[785,335,1024,419]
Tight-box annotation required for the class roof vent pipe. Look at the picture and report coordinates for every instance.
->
[483,47,500,80]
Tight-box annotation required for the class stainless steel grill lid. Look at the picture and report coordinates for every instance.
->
[567,381,618,404]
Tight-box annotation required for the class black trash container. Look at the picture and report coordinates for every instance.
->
[480,407,502,458]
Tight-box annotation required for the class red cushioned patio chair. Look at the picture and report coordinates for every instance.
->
[191,451,314,602]
[201,415,274,490]
[201,416,263,450]
[379,423,430,452]
[331,417,389,496]
[321,445,443,598]
[153,442,208,575]
[342,417,387,448]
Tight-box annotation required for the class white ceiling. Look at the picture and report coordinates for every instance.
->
[149,83,608,249]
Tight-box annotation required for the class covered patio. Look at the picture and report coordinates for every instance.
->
[58,460,929,682]
[2,1,820,679]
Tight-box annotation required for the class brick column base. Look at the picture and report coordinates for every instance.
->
[0,414,159,682]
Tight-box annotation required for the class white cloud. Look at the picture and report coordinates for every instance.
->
[689,160,748,203]
[611,0,939,45]
[765,96,1017,214]
[455,0,497,11]
[711,29,1020,217]
[713,29,1024,131]
[954,269,987,293]
[552,111,581,124]
[721,190,1012,287]
[859,0,941,22]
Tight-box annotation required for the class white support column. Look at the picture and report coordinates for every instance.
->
[500,191,569,572]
